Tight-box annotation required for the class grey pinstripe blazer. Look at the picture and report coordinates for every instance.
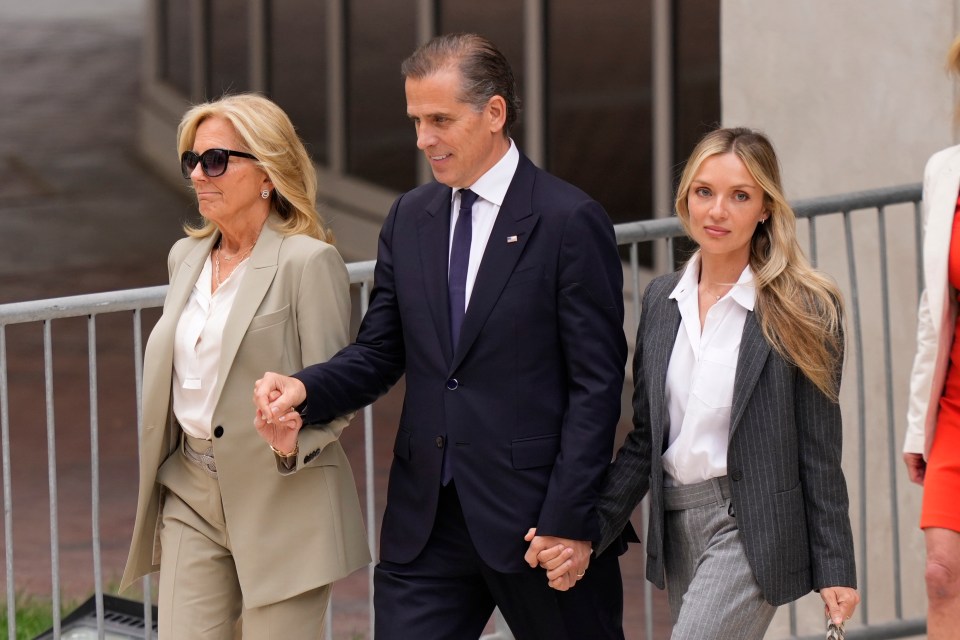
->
[596,270,856,606]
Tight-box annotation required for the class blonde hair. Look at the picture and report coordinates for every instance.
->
[675,127,844,401]
[177,93,331,242]
[948,34,960,125]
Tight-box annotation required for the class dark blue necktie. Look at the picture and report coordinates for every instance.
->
[448,189,478,348]
[442,189,477,486]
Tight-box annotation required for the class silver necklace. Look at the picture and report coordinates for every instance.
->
[214,244,252,286]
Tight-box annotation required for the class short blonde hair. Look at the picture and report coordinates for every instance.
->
[177,93,331,242]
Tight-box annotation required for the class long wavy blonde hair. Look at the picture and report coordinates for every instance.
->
[177,93,331,242]
[675,127,844,401]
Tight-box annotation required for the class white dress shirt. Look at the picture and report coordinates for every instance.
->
[662,254,755,485]
[448,139,520,310]
[172,253,248,440]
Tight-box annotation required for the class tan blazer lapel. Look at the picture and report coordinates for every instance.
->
[214,221,282,401]
[142,235,218,428]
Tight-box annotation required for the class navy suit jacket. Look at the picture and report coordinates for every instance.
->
[295,153,627,572]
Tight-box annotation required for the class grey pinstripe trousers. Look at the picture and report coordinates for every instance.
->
[664,476,777,640]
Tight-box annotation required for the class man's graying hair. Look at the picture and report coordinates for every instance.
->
[401,33,521,136]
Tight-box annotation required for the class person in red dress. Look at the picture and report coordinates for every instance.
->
[904,34,960,639]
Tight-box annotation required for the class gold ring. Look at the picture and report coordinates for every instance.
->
[576,571,585,578]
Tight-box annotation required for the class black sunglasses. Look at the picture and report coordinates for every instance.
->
[180,148,259,179]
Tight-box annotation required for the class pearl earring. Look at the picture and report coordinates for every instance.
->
[261,190,270,199]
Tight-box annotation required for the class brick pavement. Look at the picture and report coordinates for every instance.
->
[0,3,671,637]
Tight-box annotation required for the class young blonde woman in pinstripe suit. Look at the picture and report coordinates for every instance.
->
[534,128,860,639]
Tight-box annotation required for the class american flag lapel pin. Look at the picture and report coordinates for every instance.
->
[507,235,518,243]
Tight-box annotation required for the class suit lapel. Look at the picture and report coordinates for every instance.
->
[214,220,282,400]
[647,274,682,452]
[923,151,960,335]
[417,186,457,364]
[730,310,771,438]
[451,158,540,371]
[140,233,216,450]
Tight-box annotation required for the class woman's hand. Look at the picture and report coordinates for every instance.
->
[903,452,926,485]
[820,586,860,626]
[254,388,302,456]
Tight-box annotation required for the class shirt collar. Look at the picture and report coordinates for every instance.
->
[668,252,756,311]
[450,139,519,208]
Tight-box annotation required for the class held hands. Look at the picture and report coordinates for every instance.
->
[902,452,926,485]
[253,373,307,456]
[820,586,860,627]
[523,528,591,591]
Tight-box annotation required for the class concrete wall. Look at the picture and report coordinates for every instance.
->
[721,1,960,635]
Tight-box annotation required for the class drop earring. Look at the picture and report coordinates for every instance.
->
[261,189,270,199]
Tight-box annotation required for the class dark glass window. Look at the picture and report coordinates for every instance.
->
[547,2,653,227]
[208,0,251,98]
[268,0,328,163]
[439,2,526,148]
[158,0,192,96]
[346,0,416,192]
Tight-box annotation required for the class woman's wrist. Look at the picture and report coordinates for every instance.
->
[270,442,299,458]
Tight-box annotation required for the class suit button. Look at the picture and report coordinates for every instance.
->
[730,468,743,481]
[446,378,459,390]
[435,436,444,448]
[214,425,224,438]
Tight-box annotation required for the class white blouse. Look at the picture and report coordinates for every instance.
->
[172,253,248,440]
[662,255,755,485]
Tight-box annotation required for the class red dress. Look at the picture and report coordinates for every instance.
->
[924,191,960,531]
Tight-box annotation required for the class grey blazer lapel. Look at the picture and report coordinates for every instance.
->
[730,310,771,438]
[646,273,682,451]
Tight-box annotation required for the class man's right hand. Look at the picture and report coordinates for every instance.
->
[253,372,308,425]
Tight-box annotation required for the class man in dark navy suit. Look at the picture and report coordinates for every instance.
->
[254,33,627,639]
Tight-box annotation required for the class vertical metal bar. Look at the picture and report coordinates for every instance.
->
[630,243,654,640]
[0,326,16,640]
[629,243,641,329]
[808,216,818,268]
[190,0,208,101]
[652,0,673,274]
[248,0,268,92]
[415,0,438,185]
[842,211,868,624]
[326,0,346,174]
[43,320,61,638]
[361,280,376,638]
[876,207,903,619]
[522,0,546,168]
[324,599,333,640]
[133,310,154,637]
[87,316,105,639]
[789,215,818,638]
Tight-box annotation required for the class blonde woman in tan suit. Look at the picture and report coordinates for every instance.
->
[120,93,370,639]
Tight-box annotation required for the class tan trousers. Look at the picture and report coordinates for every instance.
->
[157,433,331,640]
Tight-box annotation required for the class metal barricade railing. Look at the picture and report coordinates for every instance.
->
[0,184,927,639]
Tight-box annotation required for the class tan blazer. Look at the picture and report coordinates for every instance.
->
[906,144,960,458]
[121,218,370,608]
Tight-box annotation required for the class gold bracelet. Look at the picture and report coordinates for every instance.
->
[270,443,298,459]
